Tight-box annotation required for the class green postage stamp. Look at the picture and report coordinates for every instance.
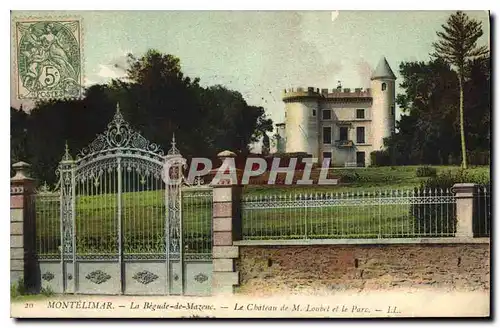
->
[14,18,83,100]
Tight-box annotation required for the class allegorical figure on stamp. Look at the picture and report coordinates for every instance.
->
[16,20,81,99]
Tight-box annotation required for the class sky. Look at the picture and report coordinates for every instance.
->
[10,10,490,130]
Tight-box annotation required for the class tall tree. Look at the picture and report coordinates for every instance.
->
[432,11,489,169]
[11,106,28,174]
[390,60,460,165]
[16,49,273,184]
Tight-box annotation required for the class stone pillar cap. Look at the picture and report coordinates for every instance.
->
[217,150,237,158]
[11,161,33,181]
[452,183,477,189]
[451,183,477,194]
[12,161,30,169]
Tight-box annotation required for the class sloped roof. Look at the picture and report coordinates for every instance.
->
[371,57,396,80]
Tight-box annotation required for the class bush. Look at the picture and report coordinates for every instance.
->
[338,171,359,183]
[41,286,55,297]
[415,166,437,177]
[10,283,19,298]
[10,277,25,298]
[424,168,489,189]
[370,150,391,167]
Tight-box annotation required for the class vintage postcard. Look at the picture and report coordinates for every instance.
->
[10,10,491,318]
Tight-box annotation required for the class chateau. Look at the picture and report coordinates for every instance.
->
[273,57,396,167]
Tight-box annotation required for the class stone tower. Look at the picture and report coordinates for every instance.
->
[370,56,396,151]
[282,87,320,158]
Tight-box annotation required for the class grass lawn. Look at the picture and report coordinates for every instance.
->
[11,294,54,302]
[243,165,490,196]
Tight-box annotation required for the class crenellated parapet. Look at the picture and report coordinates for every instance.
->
[282,86,372,102]
[282,87,321,101]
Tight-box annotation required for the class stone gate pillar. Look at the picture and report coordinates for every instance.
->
[211,151,242,294]
[453,183,476,238]
[10,161,37,291]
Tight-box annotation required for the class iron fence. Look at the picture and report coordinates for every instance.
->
[242,188,457,240]
[35,190,61,258]
[34,185,212,259]
[182,187,213,259]
[474,184,491,237]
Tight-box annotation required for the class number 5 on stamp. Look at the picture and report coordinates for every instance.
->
[14,18,83,100]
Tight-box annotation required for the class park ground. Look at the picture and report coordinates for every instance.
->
[243,165,490,196]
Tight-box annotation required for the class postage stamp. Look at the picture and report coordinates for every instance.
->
[13,18,83,100]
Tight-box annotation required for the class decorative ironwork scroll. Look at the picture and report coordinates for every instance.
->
[42,272,55,282]
[194,273,208,283]
[57,142,74,256]
[133,271,159,285]
[163,134,187,255]
[77,104,164,159]
[86,270,111,284]
[52,110,213,295]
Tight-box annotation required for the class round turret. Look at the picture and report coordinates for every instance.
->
[370,57,396,151]
[282,87,320,157]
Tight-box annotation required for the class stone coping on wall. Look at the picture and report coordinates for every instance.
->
[234,237,490,246]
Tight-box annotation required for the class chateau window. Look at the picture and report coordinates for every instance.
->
[313,109,316,117]
[323,127,332,144]
[382,83,387,91]
[323,151,332,158]
[339,127,348,141]
[391,106,395,116]
[356,109,365,119]
[322,109,332,120]
[356,152,366,167]
[356,127,365,144]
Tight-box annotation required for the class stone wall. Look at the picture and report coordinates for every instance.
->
[236,244,490,295]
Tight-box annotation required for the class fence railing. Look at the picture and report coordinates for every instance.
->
[241,188,458,240]
[34,186,213,259]
[33,184,491,254]
[182,187,213,259]
[474,184,491,237]
[35,191,61,258]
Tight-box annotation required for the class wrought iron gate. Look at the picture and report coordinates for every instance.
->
[36,105,213,295]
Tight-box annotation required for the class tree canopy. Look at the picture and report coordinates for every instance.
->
[11,49,273,185]
[431,11,489,168]
[384,56,490,166]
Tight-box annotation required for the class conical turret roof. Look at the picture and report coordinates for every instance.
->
[371,57,396,80]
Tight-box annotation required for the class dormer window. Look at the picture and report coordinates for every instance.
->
[382,83,387,91]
